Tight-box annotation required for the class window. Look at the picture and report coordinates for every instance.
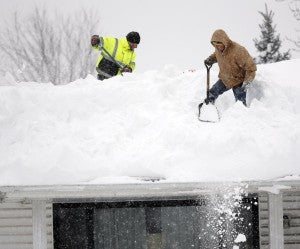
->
[53,197,259,249]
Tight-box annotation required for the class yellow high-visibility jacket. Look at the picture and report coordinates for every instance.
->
[92,37,136,76]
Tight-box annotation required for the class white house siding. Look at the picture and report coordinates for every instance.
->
[0,201,53,249]
[259,193,269,249]
[259,191,300,249]
[282,191,300,249]
[0,183,300,249]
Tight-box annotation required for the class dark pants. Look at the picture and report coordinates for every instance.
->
[208,79,247,106]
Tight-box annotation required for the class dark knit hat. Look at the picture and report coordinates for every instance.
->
[126,31,140,44]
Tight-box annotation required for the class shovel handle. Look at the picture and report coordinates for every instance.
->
[204,63,212,99]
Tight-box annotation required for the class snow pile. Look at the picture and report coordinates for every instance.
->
[0,60,300,185]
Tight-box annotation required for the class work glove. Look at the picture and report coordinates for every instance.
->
[204,57,214,66]
[121,66,132,73]
[242,81,251,89]
[91,35,100,46]
[204,96,215,105]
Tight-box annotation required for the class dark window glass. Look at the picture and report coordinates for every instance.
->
[53,197,259,249]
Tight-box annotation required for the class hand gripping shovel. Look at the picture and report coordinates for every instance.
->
[198,63,220,122]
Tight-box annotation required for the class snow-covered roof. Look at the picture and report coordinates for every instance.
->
[0,60,299,186]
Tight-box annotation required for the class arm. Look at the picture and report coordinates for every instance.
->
[121,52,136,73]
[237,48,257,83]
[128,53,136,71]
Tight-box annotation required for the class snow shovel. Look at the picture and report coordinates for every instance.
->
[198,63,220,122]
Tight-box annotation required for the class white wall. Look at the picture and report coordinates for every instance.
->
[0,201,53,249]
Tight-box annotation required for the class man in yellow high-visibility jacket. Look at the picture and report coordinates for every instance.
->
[91,31,140,81]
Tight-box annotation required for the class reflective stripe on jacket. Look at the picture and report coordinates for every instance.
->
[92,37,136,75]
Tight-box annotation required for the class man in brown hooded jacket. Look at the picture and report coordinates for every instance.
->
[204,29,257,106]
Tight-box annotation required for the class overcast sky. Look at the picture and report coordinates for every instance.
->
[0,0,299,72]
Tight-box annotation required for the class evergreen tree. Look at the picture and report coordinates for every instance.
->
[254,4,291,64]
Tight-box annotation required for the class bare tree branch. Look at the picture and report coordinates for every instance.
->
[276,0,300,51]
[0,6,100,84]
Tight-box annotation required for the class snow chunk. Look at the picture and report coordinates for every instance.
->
[234,234,246,243]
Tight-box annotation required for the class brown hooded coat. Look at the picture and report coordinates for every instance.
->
[207,29,257,89]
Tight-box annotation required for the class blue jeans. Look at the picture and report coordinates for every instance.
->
[208,79,246,106]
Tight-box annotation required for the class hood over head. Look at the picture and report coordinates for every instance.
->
[211,29,232,49]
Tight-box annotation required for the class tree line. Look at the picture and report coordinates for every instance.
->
[0,3,298,84]
[0,7,99,84]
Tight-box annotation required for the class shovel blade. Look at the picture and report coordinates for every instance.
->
[198,102,220,122]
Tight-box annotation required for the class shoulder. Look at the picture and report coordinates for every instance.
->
[231,42,252,58]
[118,37,128,45]
[118,37,131,50]
[232,42,249,54]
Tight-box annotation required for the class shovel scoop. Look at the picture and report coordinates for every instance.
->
[198,63,220,123]
[198,102,220,122]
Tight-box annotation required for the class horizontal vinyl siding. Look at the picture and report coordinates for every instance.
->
[259,193,269,249]
[0,201,53,249]
[283,191,300,248]
[259,191,300,249]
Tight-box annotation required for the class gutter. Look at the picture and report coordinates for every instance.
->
[0,180,299,203]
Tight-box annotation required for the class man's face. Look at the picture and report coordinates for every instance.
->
[212,41,225,53]
[129,42,138,50]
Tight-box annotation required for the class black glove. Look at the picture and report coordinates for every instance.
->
[204,96,215,104]
[91,35,100,46]
[204,57,214,66]
[121,66,132,73]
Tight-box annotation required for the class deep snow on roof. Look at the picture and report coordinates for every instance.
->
[0,60,299,186]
